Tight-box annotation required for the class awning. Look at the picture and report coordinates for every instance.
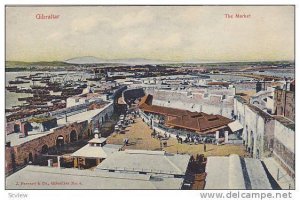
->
[228,121,243,132]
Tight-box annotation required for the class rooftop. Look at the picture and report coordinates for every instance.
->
[70,93,104,100]
[88,136,107,144]
[207,82,230,87]
[6,127,56,147]
[252,90,272,97]
[6,165,183,189]
[6,105,112,147]
[139,95,233,133]
[27,116,56,123]
[96,150,190,176]
[247,104,274,121]
[273,116,295,131]
[235,95,250,104]
[57,108,108,125]
[71,143,122,159]
[205,154,272,189]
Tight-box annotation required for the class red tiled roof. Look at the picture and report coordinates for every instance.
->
[207,82,230,87]
[139,95,233,134]
[138,95,153,107]
[167,113,232,133]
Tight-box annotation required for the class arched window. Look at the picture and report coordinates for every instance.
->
[56,135,64,147]
[29,153,33,162]
[41,145,49,154]
[70,130,77,142]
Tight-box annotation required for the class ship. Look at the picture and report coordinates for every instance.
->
[8,80,30,84]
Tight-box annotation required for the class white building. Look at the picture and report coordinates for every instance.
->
[234,95,295,189]
[205,154,272,189]
[66,93,107,108]
[234,96,275,159]
[250,87,275,113]
[144,88,235,118]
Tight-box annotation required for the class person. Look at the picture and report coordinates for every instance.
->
[123,138,129,146]
[204,143,207,152]
[179,137,183,144]
[191,155,195,162]
[163,141,167,147]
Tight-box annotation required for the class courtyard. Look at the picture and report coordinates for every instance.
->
[107,117,249,157]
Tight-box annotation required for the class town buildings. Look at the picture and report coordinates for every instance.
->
[5,62,295,190]
[233,81,295,189]
[5,99,114,175]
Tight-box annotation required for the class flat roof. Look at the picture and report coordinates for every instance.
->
[6,165,183,189]
[273,116,295,131]
[6,105,112,147]
[247,104,274,121]
[6,127,58,147]
[96,150,190,175]
[234,95,249,104]
[228,120,243,132]
[57,108,107,125]
[71,143,122,159]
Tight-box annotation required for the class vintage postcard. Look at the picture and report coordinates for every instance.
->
[4,5,295,193]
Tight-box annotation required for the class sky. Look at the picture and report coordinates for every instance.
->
[6,6,294,62]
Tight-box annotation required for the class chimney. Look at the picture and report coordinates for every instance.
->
[20,122,29,137]
[256,81,262,93]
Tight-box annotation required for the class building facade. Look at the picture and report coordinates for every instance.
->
[274,89,295,122]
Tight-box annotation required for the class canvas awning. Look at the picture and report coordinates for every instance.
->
[228,121,243,132]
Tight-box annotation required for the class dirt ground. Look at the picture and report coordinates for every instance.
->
[107,117,249,157]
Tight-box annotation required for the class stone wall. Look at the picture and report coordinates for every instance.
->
[91,103,114,130]
[12,121,91,166]
[272,119,295,176]
[5,147,14,175]
[272,147,295,178]
[6,121,15,135]
[274,89,295,121]
[7,102,115,168]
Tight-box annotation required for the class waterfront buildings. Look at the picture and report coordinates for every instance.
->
[5,62,295,190]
